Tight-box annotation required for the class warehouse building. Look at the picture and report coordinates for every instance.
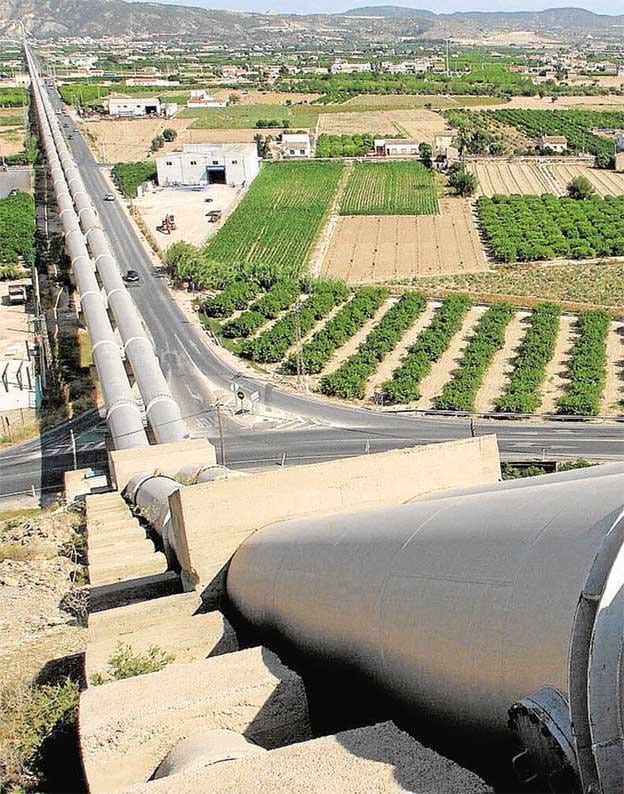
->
[107,94,178,118]
[374,138,421,157]
[156,143,260,187]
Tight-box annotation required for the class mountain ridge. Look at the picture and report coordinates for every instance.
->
[1,0,622,42]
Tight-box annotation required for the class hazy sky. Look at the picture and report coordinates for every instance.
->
[136,1,619,14]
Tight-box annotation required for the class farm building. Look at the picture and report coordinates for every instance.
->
[375,139,421,157]
[156,143,260,187]
[539,135,568,153]
[186,89,228,108]
[107,94,178,118]
[281,133,312,158]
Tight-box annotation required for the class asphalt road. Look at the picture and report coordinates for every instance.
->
[1,80,621,500]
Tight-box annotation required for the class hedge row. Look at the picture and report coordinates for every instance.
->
[496,303,561,414]
[381,295,472,404]
[433,303,515,411]
[222,281,300,338]
[319,292,427,399]
[283,287,388,375]
[202,281,261,319]
[241,281,349,363]
[558,309,610,416]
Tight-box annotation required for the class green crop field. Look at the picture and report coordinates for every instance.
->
[204,161,344,277]
[180,103,319,129]
[340,161,439,216]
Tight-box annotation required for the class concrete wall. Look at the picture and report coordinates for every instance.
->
[109,438,216,491]
[168,436,500,602]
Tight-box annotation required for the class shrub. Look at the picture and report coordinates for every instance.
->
[222,280,300,338]
[201,281,261,318]
[89,644,175,686]
[111,161,157,197]
[567,175,595,200]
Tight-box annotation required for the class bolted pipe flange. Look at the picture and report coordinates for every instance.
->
[509,687,580,793]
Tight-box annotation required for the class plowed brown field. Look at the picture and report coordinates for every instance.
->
[318,109,452,142]
[469,160,624,198]
[321,198,486,283]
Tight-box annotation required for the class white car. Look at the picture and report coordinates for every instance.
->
[104,193,115,201]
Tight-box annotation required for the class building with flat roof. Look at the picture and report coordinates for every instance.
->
[156,143,260,187]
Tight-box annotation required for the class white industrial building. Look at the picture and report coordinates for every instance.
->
[107,95,178,118]
[281,133,311,158]
[156,143,260,187]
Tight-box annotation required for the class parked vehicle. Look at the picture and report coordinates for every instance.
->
[123,270,140,284]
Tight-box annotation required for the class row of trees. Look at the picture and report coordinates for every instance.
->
[433,303,515,411]
[558,310,610,416]
[319,292,427,400]
[496,303,561,414]
[381,295,472,404]
[241,281,349,364]
[222,280,301,338]
[202,281,260,318]
[282,287,388,375]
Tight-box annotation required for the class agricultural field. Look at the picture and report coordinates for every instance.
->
[180,103,320,129]
[318,108,454,141]
[468,160,624,198]
[416,260,624,308]
[322,199,486,282]
[203,161,344,278]
[201,281,624,417]
[340,161,439,216]
[477,194,624,262]
[490,109,624,163]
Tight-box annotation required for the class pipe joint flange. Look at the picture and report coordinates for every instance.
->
[509,687,579,793]
[124,335,153,354]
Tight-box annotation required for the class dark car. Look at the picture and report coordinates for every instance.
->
[123,270,140,284]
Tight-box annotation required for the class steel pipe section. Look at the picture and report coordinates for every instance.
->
[227,469,624,792]
[25,45,188,445]
[28,59,148,450]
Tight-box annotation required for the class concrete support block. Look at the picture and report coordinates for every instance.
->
[64,467,108,502]
[122,721,493,794]
[86,594,238,683]
[79,646,311,793]
[87,525,147,551]
[168,436,500,602]
[89,570,181,613]
[89,551,168,587]
[108,438,217,491]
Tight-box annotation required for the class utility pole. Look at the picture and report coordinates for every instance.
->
[70,427,77,470]
[216,403,226,465]
[294,299,306,393]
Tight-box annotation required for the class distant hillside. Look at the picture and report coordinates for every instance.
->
[341,6,435,18]
[0,0,622,43]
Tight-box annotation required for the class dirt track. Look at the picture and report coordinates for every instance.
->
[321,199,487,283]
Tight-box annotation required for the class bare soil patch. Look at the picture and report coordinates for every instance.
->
[318,108,452,143]
[321,199,487,284]
[469,95,624,111]
[469,160,624,198]
[80,117,257,163]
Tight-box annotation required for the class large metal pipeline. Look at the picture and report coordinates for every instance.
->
[25,45,188,445]
[226,468,624,793]
[29,60,148,449]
